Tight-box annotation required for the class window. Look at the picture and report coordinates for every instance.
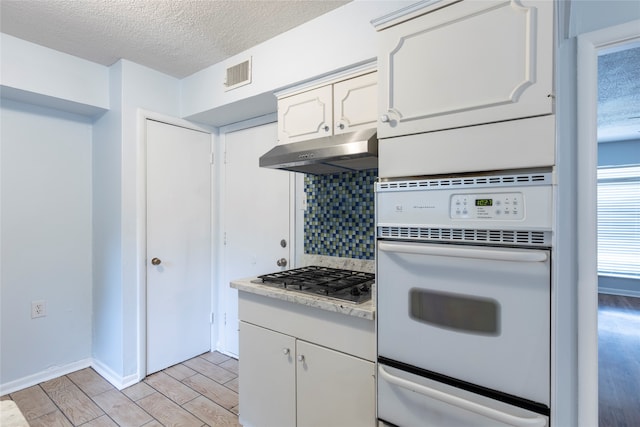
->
[597,165,640,278]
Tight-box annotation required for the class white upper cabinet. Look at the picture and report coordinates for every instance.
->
[333,72,378,135]
[277,85,332,144]
[376,0,554,139]
[277,72,378,145]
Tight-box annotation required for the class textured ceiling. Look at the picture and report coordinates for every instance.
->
[0,0,350,78]
[598,45,640,142]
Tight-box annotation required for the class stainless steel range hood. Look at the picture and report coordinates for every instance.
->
[259,129,378,175]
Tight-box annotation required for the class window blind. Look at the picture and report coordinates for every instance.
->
[597,165,640,278]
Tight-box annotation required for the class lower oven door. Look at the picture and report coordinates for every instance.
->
[378,364,549,427]
[377,240,550,407]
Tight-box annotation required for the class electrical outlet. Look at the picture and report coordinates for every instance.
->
[31,300,46,318]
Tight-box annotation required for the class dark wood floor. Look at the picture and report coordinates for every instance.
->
[599,293,640,427]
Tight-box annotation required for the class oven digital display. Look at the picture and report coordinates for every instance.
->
[475,198,493,207]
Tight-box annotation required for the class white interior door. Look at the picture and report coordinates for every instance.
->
[222,122,291,356]
[146,119,212,374]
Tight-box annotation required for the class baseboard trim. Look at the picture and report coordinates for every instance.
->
[0,358,143,395]
[0,358,91,395]
[91,359,140,390]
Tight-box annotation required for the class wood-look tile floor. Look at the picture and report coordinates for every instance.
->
[1,351,241,427]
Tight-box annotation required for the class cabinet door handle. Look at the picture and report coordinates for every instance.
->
[282,348,290,355]
[378,241,548,263]
[297,355,305,362]
[337,122,345,130]
[322,125,330,132]
[380,114,390,123]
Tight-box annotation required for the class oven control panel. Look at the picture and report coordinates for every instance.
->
[450,192,524,220]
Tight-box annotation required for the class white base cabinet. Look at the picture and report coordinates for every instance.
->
[240,322,375,427]
[239,322,296,427]
[237,291,376,427]
[296,340,375,427]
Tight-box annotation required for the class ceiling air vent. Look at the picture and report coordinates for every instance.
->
[224,57,252,91]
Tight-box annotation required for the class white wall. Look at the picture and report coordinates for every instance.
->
[0,100,93,393]
[0,33,108,116]
[92,60,181,386]
[181,0,414,126]
[554,3,640,426]
[1,34,183,389]
[569,0,640,37]
[120,60,181,379]
[91,62,125,381]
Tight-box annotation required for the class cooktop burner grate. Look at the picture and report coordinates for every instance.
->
[257,266,374,303]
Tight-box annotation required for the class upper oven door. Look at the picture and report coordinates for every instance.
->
[376,240,550,407]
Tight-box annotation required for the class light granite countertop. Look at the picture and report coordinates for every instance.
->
[230,276,375,321]
[230,255,376,320]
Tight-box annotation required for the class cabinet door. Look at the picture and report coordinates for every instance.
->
[377,0,553,138]
[296,341,375,427]
[333,72,378,135]
[239,322,296,427]
[278,85,332,144]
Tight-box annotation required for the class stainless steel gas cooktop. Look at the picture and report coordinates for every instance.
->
[256,266,374,304]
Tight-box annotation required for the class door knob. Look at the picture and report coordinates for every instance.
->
[151,257,162,266]
[277,258,288,267]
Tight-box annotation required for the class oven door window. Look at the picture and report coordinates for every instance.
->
[409,289,500,335]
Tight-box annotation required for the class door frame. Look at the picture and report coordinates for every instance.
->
[576,19,640,427]
[216,113,297,356]
[135,110,214,380]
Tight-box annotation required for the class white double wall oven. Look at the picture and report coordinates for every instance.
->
[375,170,554,427]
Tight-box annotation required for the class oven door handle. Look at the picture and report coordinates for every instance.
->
[378,241,548,263]
[379,365,547,427]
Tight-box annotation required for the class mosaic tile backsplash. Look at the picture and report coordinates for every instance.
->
[304,169,377,260]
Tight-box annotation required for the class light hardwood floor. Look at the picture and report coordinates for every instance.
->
[1,351,240,427]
